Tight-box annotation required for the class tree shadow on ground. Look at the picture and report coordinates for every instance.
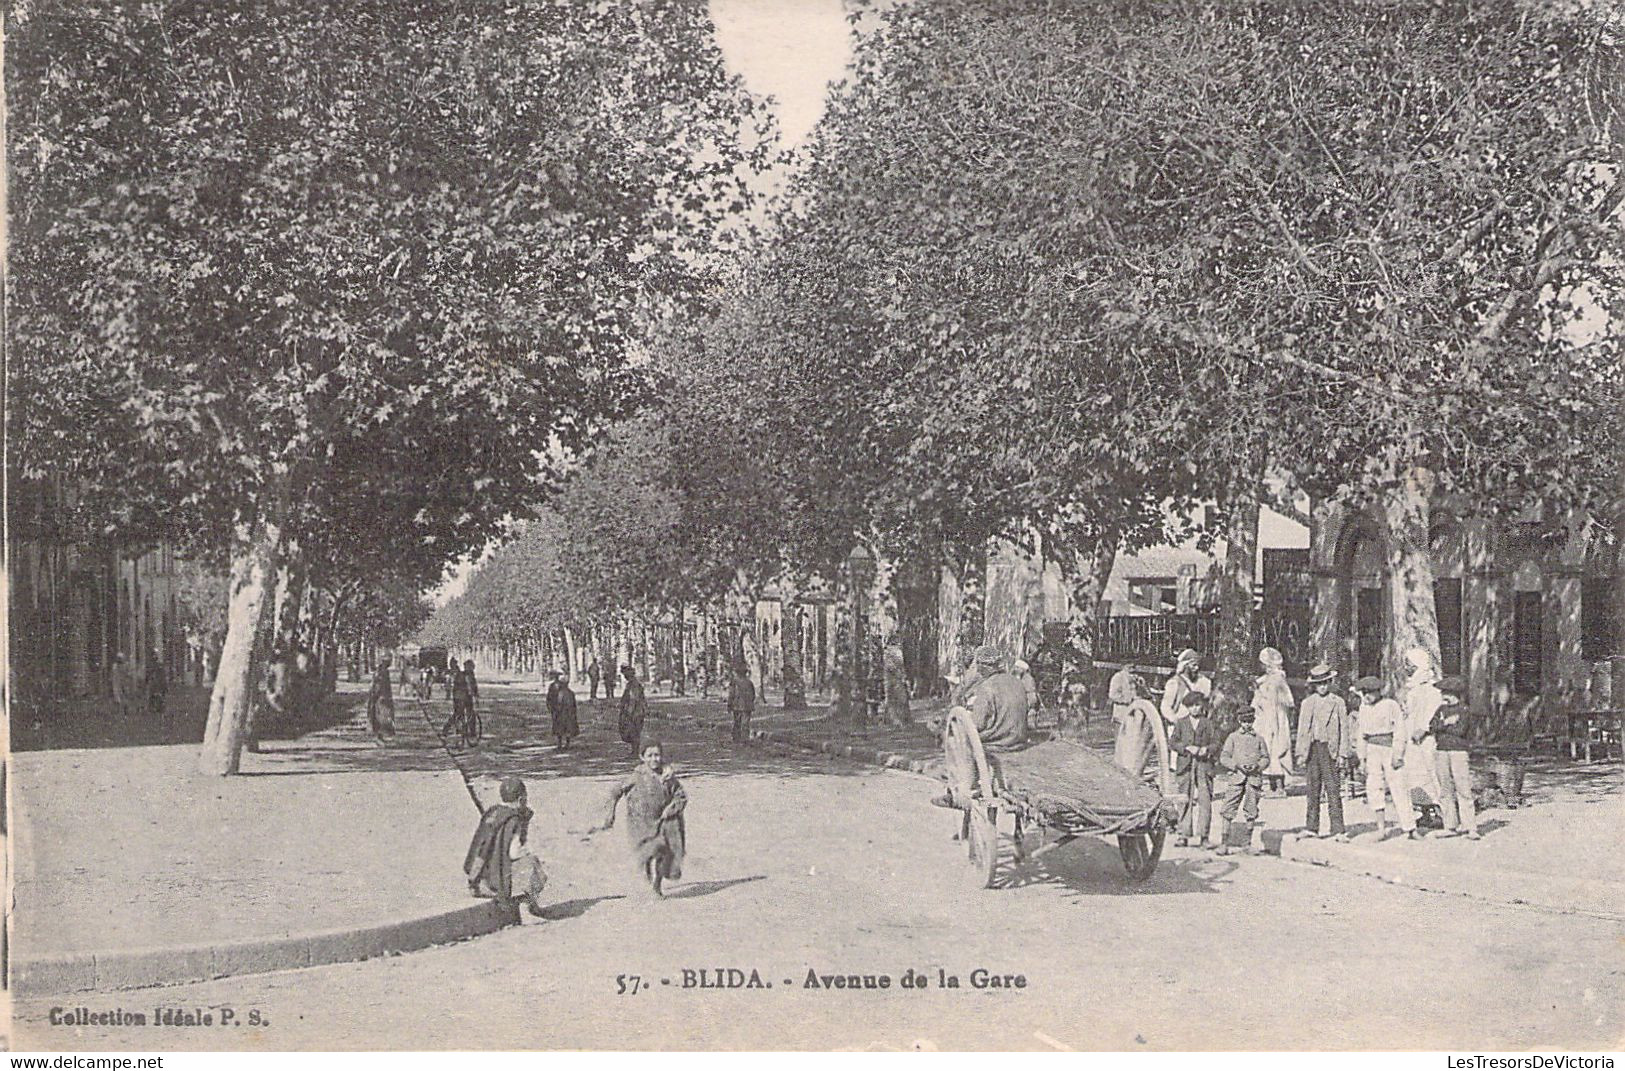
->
[238,687,880,787]
[664,875,766,900]
[990,833,1235,898]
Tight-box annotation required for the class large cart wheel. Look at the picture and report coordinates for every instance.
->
[966,802,998,889]
[943,708,999,889]
[1117,829,1165,882]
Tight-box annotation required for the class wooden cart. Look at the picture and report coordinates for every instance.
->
[940,708,1175,889]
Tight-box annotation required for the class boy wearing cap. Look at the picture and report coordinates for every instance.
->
[1169,691,1219,849]
[1353,676,1420,840]
[1294,663,1349,841]
[464,777,548,918]
[1431,676,1481,839]
[1216,708,1268,855]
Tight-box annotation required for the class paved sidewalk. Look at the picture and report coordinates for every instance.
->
[10,683,509,993]
[1266,759,1625,917]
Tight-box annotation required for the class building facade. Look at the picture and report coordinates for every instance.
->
[1308,498,1622,738]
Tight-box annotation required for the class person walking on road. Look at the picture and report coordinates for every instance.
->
[445,659,478,739]
[587,659,602,701]
[1353,675,1419,841]
[727,662,756,744]
[618,665,648,755]
[1252,647,1295,797]
[1170,691,1219,849]
[368,654,396,742]
[1431,675,1481,840]
[547,670,580,750]
[1295,663,1348,841]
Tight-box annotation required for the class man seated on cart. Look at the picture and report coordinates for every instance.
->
[964,645,1030,752]
[933,645,1031,806]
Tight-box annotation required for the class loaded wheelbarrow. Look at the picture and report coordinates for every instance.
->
[938,708,1180,888]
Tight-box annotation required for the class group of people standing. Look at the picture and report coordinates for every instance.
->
[1110,643,1481,850]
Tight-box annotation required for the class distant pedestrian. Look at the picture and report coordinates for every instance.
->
[1354,675,1419,841]
[464,776,547,918]
[1252,647,1294,797]
[444,659,477,738]
[1217,707,1268,855]
[145,649,169,729]
[418,664,433,701]
[111,654,133,718]
[1295,663,1348,841]
[727,662,756,744]
[618,665,647,755]
[588,740,687,897]
[368,654,396,741]
[547,670,579,750]
[586,659,602,701]
[397,658,409,688]
[1431,675,1480,840]
[1170,691,1219,849]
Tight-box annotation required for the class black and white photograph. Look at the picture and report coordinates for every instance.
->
[4,0,1623,1054]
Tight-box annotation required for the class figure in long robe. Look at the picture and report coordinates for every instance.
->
[590,741,687,897]
[1251,647,1295,796]
[548,671,580,749]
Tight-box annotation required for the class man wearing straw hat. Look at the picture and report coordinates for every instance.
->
[1295,663,1349,840]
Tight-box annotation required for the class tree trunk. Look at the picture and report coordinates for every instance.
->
[562,626,578,686]
[1214,476,1262,713]
[198,511,282,776]
[983,532,1040,667]
[883,641,910,724]
[256,546,305,741]
[1065,530,1120,719]
[1383,462,1442,697]
[893,555,938,696]
[937,559,964,683]
[780,581,808,709]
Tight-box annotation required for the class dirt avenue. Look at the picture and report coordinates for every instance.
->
[13,686,1622,1052]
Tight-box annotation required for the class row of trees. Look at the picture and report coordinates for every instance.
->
[9,0,768,772]
[425,0,1622,721]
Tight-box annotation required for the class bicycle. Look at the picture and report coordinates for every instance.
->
[442,699,482,748]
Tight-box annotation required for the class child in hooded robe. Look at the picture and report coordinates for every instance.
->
[465,776,547,918]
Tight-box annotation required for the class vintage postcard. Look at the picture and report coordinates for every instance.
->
[5,0,1622,1054]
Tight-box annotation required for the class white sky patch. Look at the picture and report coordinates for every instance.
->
[709,0,853,149]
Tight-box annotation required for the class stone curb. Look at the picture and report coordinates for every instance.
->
[751,727,936,777]
[1278,833,1625,921]
[11,898,520,997]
